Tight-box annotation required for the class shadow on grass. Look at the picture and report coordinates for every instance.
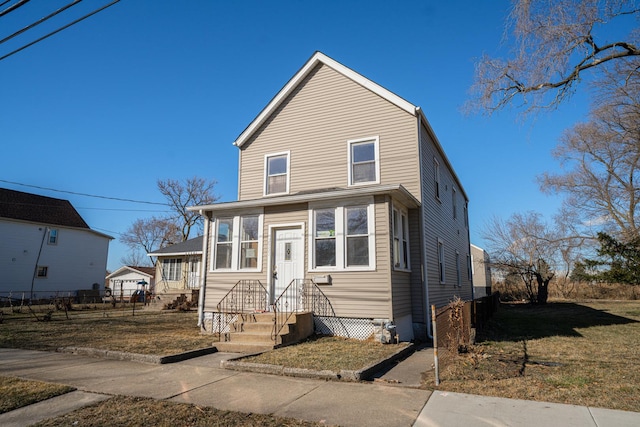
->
[478,302,638,342]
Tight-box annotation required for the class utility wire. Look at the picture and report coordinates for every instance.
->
[0,0,120,62]
[0,0,30,19]
[0,0,82,46]
[0,179,168,206]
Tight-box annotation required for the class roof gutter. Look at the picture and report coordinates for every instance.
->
[188,184,420,215]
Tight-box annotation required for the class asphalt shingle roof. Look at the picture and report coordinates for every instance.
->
[148,236,203,255]
[0,188,89,229]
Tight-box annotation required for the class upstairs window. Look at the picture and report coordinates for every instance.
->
[348,137,379,185]
[434,158,441,200]
[452,187,457,219]
[265,152,289,195]
[464,202,469,228]
[48,229,58,245]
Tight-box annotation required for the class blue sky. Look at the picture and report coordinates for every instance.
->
[2,0,598,271]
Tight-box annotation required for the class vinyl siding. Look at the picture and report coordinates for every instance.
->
[0,219,109,294]
[419,122,473,309]
[408,208,425,323]
[317,196,391,319]
[389,198,413,321]
[238,63,420,201]
[202,198,393,319]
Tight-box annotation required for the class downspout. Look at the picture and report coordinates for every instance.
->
[30,227,48,301]
[197,210,210,328]
[416,108,433,339]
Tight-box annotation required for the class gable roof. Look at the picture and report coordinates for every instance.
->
[147,236,203,256]
[106,265,155,280]
[0,187,90,228]
[233,51,418,148]
[230,52,469,201]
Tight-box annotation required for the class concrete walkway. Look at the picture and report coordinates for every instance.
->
[1,347,639,426]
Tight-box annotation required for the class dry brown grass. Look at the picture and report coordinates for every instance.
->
[0,376,74,414]
[32,395,328,427]
[0,309,213,355]
[243,336,408,372]
[436,300,640,411]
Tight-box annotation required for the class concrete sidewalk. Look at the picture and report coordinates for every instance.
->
[1,347,639,426]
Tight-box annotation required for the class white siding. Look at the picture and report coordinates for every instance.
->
[0,219,110,295]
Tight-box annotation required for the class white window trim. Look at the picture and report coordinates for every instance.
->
[263,151,290,196]
[392,203,411,272]
[210,213,264,272]
[438,238,445,284]
[347,136,380,186]
[308,197,376,272]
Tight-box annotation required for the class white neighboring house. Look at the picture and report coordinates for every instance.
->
[105,266,155,300]
[471,243,492,298]
[0,188,113,298]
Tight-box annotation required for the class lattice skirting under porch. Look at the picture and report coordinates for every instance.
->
[314,316,375,340]
[202,312,238,334]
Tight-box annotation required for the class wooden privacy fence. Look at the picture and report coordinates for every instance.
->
[431,292,500,385]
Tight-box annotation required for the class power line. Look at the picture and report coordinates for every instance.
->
[0,0,30,19]
[0,0,82,46]
[76,207,172,213]
[0,0,121,62]
[0,179,168,206]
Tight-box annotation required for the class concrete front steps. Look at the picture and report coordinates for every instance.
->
[213,312,314,353]
[143,289,198,311]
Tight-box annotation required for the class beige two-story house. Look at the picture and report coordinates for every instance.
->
[190,52,472,342]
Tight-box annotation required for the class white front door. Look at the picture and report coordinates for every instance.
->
[272,227,304,309]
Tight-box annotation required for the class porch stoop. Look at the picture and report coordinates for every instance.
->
[213,312,314,353]
[143,289,198,311]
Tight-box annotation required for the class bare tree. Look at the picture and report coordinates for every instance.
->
[483,212,562,304]
[157,176,218,242]
[120,250,152,268]
[539,60,640,241]
[120,217,181,266]
[468,0,640,114]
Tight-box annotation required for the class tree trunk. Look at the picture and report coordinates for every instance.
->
[536,275,549,304]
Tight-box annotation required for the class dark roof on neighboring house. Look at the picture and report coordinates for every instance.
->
[148,236,203,256]
[128,266,155,277]
[0,187,89,228]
